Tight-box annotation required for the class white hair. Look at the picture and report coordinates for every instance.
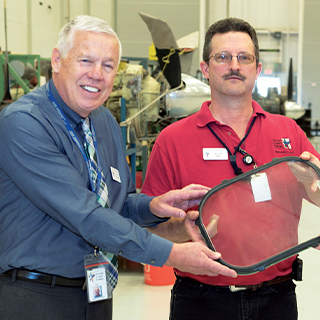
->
[56,15,122,65]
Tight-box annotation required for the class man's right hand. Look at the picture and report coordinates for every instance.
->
[164,242,237,278]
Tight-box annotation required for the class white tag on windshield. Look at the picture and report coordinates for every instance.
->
[251,172,272,203]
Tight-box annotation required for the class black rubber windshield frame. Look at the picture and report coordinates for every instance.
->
[195,156,320,275]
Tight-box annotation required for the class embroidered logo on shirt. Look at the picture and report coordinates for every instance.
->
[273,138,294,154]
[281,138,292,149]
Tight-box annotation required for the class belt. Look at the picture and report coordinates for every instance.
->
[0,269,85,288]
[177,273,293,292]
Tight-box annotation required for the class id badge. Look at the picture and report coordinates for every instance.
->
[203,148,228,160]
[84,253,112,303]
[250,172,272,203]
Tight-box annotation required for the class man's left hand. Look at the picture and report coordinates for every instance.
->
[183,211,219,243]
[294,152,320,193]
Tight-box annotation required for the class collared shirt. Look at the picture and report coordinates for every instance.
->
[0,79,172,277]
[142,100,320,286]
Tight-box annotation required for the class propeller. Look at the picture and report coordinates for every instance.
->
[139,12,182,89]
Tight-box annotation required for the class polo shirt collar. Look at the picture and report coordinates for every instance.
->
[196,100,267,128]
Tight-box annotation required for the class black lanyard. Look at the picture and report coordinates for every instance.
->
[206,117,257,175]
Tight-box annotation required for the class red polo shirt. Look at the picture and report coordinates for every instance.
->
[142,100,320,286]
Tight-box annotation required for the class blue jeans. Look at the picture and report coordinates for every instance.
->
[170,277,297,320]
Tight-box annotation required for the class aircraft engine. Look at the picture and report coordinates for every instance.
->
[105,63,161,140]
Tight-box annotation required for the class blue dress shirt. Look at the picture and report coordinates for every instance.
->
[0,79,173,277]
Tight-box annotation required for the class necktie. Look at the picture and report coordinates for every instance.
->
[81,117,118,290]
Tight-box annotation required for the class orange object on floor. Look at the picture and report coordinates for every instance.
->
[144,264,176,286]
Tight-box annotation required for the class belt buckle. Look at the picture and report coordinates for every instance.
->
[229,285,247,292]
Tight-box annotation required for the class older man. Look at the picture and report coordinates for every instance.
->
[0,16,235,320]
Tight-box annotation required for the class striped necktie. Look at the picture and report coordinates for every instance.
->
[81,117,118,290]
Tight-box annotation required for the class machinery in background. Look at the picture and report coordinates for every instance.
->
[105,60,211,141]
[0,53,52,110]
[252,58,306,120]
[0,2,45,109]
[105,12,211,148]
[106,62,162,142]
[112,12,307,144]
[104,12,212,180]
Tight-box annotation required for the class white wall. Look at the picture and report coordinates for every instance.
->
[0,0,115,58]
[301,0,320,120]
[0,0,304,89]
[207,0,300,94]
[207,0,299,30]
[30,0,61,57]
[0,0,29,54]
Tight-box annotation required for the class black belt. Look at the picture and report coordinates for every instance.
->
[177,273,293,292]
[0,269,85,288]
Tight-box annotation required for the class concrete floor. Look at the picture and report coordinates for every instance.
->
[114,272,171,320]
[113,256,320,320]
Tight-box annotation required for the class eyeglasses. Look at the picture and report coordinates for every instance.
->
[208,52,256,65]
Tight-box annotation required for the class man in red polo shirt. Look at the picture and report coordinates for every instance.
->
[142,17,320,320]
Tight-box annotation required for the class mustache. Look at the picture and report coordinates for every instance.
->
[222,71,246,81]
